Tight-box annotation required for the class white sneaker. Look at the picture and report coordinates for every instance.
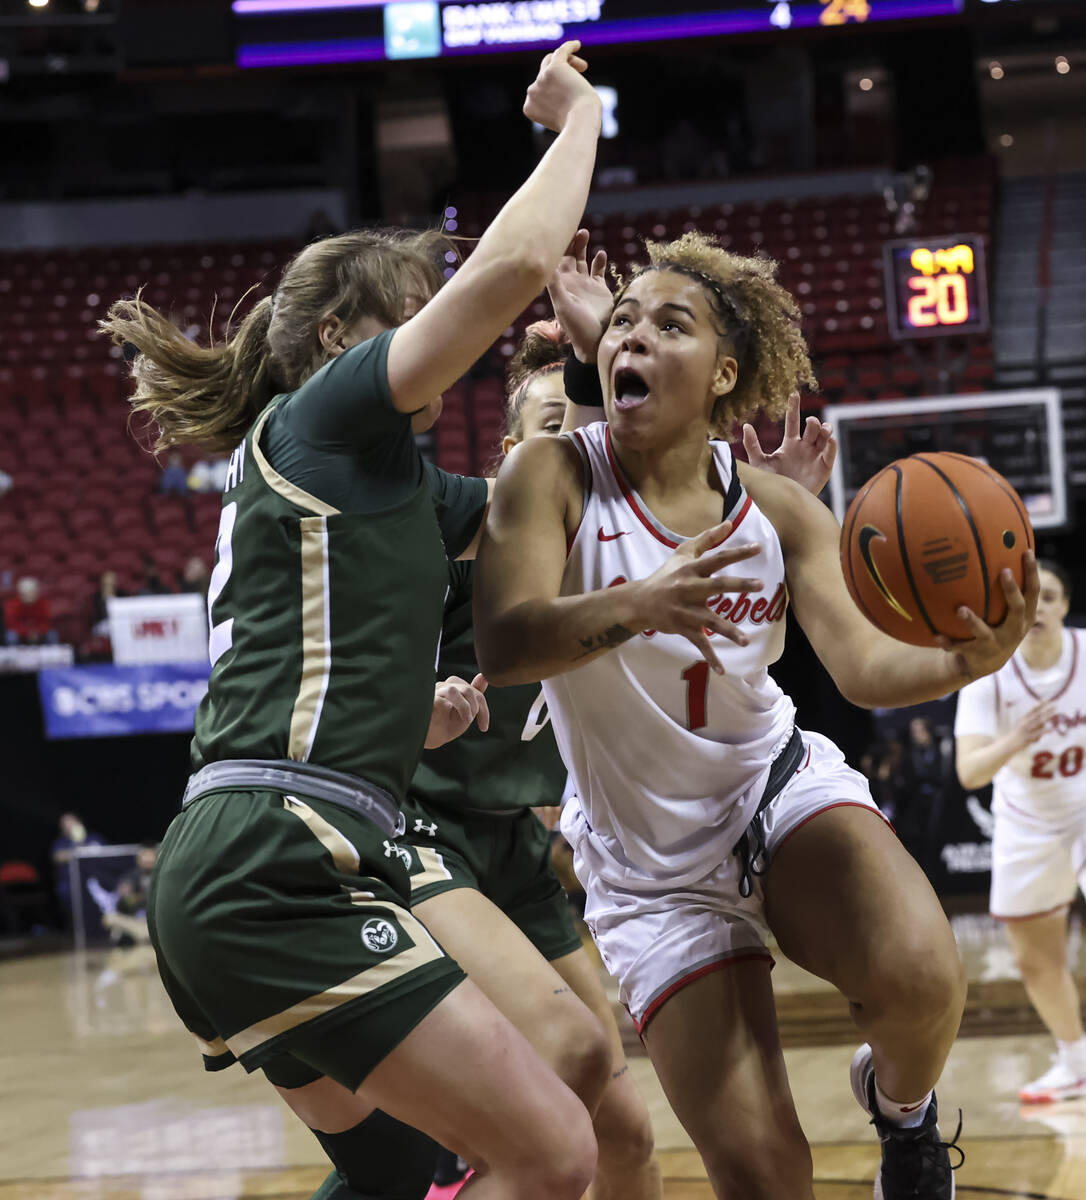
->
[1018,1056,1086,1104]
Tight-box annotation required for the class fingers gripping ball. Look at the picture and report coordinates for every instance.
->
[841,452,1034,647]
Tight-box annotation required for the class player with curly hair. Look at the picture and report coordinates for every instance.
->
[474,229,1038,1199]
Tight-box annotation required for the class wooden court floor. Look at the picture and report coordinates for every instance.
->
[2,924,1085,1200]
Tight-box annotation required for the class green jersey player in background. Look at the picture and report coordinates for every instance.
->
[102,42,614,1200]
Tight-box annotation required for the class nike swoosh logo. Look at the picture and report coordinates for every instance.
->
[858,525,912,621]
[598,529,631,542]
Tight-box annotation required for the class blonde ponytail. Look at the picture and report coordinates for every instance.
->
[102,293,277,453]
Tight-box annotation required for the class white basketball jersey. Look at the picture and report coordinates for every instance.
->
[543,422,795,884]
[955,628,1086,826]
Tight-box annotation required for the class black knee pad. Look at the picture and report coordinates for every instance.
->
[311,1108,440,1200]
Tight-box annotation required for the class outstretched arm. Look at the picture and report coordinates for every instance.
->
[741,464,1039,709]
[387,44,602,414]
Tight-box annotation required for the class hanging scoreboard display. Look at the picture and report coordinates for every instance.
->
[883,234,989,339]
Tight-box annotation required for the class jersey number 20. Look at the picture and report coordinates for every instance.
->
[1031,745,1084,779]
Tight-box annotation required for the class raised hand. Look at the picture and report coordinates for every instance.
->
[546,228,613,364]
[634,521,763,674]
[523,41,600,134]
[742,393,837,496]
[936,552,1040,683]
[425,673,490,749]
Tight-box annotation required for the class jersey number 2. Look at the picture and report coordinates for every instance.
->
[207,502,237,667]
[682,662,710,731]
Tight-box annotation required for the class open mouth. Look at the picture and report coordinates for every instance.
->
[613,367,650,411]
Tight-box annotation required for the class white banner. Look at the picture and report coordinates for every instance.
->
[107,594,209,665]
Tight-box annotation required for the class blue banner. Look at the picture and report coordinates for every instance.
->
[38,663,210,739]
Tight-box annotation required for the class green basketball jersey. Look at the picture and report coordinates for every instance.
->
[192,331,486,804]
[408,560,566,812]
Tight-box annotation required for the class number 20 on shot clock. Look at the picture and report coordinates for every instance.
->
[884,234,989,339]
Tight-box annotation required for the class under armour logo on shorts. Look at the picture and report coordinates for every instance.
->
[413,819,438,836]
[360,917,399,954]
[382,840,413,870]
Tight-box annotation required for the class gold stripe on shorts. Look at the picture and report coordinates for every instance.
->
[195,1032,230,1059]
[410,846,453,895]
[223,905,444,1060]
[282,794,360,874]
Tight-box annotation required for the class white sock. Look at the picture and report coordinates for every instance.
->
[874,1079,933,1129]
[1057,1037,1086,1074]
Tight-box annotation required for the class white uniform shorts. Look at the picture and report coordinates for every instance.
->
[990,804,1086,920]
[561,730,888,1031]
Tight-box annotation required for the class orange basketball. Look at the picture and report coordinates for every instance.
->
[840,452,1035,648]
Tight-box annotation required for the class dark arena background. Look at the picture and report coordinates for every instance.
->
[1,1,1085,1196]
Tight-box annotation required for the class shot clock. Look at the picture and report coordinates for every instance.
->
[884,235,989,339]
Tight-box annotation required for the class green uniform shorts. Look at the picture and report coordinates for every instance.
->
[148,789,465,1092]
[400,797,582,963]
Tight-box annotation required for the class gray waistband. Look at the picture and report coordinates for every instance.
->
[182,759,405,838]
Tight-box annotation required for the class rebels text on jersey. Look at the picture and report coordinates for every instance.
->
[542,423,796,884]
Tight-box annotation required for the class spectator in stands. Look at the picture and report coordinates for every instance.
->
[4,576,56,645]
[91,570,127,637]
[178,555,210,597]
[138,554,170,596]
[158,451,189,496]
[186,457,229,493]
[52,811,106,921]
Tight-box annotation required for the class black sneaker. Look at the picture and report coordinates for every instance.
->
[850,1043,964,1199]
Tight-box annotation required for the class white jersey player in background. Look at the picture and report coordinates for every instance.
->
[474,229,1037,1200]
[955,560,1086,1104]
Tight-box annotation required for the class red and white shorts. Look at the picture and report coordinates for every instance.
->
[561,730,888,1031]
[990,803,1086,920]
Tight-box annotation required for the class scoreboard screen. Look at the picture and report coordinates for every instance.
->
[233,0,965,68]
[884,234,989,340]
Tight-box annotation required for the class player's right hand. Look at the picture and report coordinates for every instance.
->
[523,41,601,133]
[634,521,763,674]
[1011,700,1056,752]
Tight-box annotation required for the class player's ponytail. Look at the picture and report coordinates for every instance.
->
[617,231,817,437]
[101,227,448,454]
[102,293,277,453]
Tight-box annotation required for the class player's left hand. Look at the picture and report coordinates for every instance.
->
[936,552,1040,682]
[425,673,490,749]
[546,228,612,365]
[742,393,836,496]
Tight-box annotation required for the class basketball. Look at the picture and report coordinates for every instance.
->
[841,452,1035,648]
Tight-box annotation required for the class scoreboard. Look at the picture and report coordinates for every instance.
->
[883,235,989,340]
[233,0,966,68]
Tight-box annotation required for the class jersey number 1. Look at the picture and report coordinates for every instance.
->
[682,662,710,731]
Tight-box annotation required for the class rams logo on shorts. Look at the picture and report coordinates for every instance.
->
[361,917,399,954]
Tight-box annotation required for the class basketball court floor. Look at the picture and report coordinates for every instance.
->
[2,912,1084,1200]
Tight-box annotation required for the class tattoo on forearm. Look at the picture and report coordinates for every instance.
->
[611,1065,629,1080]
[553,985,572,996]
[574,624,634,660]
